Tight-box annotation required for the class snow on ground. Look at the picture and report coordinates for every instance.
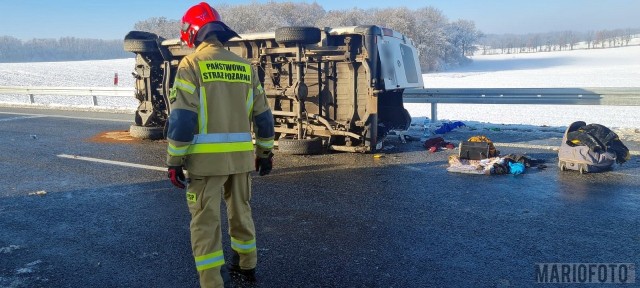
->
[424,45,640,88]
[407,44,640,131]
[0,58,135,87]
[0,44,639,132]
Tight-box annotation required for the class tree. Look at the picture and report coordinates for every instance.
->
[409,7,450,71]
[584,31,594,49]
[447,20,480,57]
[133,17,179,39]
[2,2,490,70]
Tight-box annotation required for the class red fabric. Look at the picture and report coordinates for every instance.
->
[424,137,455,153]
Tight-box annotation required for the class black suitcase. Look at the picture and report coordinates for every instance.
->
[459,141,491,160]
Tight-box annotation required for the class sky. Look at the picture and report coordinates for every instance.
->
[0,0,639,40]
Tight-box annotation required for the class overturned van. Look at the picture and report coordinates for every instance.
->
[124,25,423,154]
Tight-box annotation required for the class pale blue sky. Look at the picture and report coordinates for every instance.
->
[1,0,639,40]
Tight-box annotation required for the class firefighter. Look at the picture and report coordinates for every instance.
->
[166,2,275,287]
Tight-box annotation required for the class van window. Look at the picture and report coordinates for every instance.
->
[400,44,419,83]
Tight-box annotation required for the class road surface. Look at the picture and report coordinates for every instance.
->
[1,107,638,287]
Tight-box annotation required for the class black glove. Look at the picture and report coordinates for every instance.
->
[255,152,274,176]
[168,166,186,189]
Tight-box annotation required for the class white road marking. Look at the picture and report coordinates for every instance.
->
[0,115,47,122]
[57,154,166,171]
[0,111,131,123]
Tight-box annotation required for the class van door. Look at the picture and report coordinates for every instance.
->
[377,35,424,90]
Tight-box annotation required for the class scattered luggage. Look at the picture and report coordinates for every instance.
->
[459,135,499,160]
[558,121,630,174]
[434,121,466,134]
[447,153,544,175]
[423,137,455,153]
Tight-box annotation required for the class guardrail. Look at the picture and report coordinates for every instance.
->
[0,86,133,106]
[2,86,640,122]
[403,87,640,122]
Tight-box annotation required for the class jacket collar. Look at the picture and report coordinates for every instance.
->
[195,37,224,52]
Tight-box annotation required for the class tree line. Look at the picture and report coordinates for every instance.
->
[134,3,482,72]
[2,2,638,69]
[478,28,640,55]
[0,36,129,63]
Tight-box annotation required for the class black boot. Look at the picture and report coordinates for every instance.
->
[228,264,256,282]
[228,251,256,282]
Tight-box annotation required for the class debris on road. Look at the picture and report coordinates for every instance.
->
[28,190,47,196]
[0,245,21,254]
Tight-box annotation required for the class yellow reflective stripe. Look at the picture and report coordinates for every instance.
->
[231,237,256,253]
[168,143,189,156]
[174,78,196,94]
[256,138,274,149]
[246,88,254,119]
[195,250,225,271]
[188,142,254,154]
[199,87,208,134]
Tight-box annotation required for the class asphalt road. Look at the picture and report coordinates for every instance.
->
[1,107,639,287]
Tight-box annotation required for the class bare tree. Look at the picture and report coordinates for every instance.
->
[133,17,179,39]
[584,31,594,49]
[447,20,480,57]
[3,2,489,69]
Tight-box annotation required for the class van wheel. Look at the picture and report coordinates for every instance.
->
[275,27,321,45]
[278,137,323,155]
[124,39,158,53]
[129,124,164,140]
[124,31,160,53]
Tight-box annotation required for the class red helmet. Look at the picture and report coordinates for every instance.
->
[180,2,222,48]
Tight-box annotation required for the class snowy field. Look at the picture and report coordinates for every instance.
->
[0,58,135,87]
[424,45,640,88]
[408,44,640,129]
[0,44,639,131]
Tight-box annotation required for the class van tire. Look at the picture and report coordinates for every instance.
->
[124,39,158,53]
[278,137,323,155]
[275,27,321,45]
[129,124,163,140]
[124,31,160,53]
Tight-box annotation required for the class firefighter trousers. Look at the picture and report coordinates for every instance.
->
[186,172,257,288]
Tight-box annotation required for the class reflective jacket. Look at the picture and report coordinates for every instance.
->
[166,36,274,175]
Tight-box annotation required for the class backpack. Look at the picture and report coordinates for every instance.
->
[558,121,626,174]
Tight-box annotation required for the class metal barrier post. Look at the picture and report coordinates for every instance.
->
[92,95,98,106]
[430,102,438,123]
[29,94,35,104]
